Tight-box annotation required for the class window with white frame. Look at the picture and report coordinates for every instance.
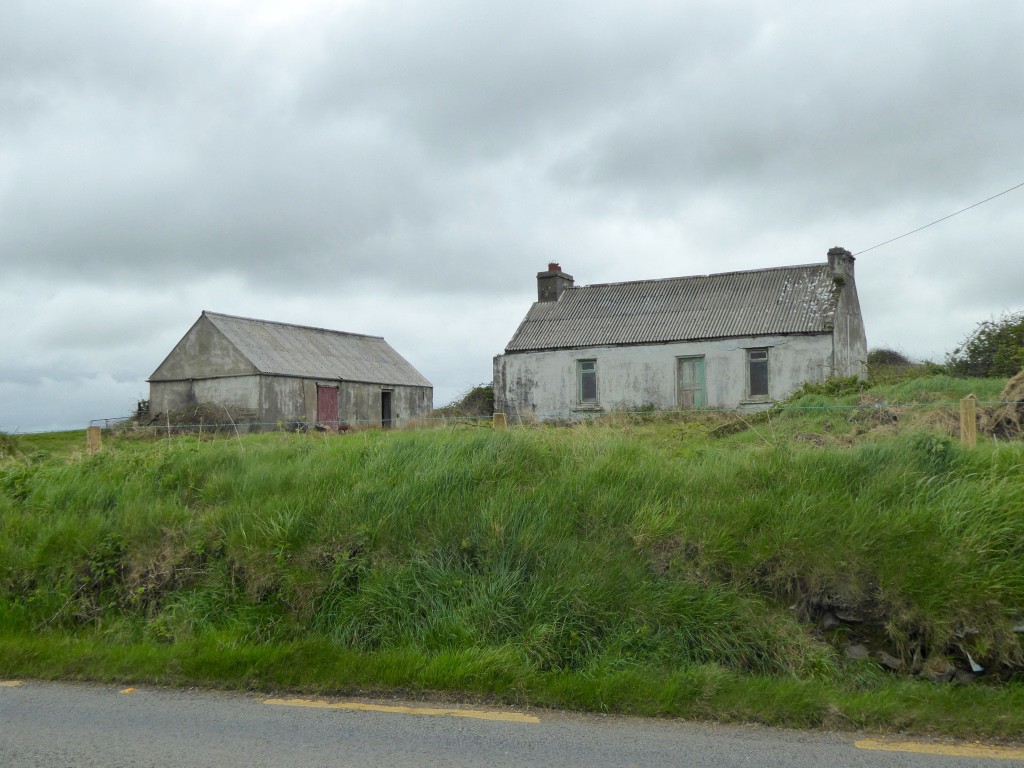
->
[747,348,769,398]
[577,359,598,404]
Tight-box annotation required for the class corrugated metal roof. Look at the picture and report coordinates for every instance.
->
[205,312,431,387]
[504,264,840,352]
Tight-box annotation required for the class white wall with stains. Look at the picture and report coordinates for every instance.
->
[494,333,836,421]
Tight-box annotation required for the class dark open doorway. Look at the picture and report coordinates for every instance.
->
[381,390,393,429]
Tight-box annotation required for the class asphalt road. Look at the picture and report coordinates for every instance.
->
[2,679,1022,767]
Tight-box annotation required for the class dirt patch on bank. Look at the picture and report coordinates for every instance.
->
[980,369,1024,439]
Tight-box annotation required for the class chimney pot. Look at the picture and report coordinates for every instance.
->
[548,262,561,272]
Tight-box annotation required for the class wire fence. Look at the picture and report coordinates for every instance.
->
[98,415,494,433]
[87,398,1024,435]
[89,416,133,430]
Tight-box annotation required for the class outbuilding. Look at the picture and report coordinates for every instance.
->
[493,247,867,421]
[149,311,432,430]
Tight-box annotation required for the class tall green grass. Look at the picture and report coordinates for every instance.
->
[3,429,85,460]
[2,404,1024,735]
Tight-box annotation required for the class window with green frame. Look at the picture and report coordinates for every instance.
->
[577,359,598,404]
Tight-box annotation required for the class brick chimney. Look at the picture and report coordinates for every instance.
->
[537,263,574,302]
[827,246,855,279]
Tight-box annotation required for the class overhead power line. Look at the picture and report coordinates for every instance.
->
[854,180,1024,256]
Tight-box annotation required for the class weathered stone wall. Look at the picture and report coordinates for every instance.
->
[149,376,261,420]
[259,376,306,426]
[150,375,431,430]
[341,382,433,427]
[828,248,869,379]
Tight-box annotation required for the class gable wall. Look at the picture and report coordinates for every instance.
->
[150,315,256,381]
[832,279,869,378]
[494,333,834,421]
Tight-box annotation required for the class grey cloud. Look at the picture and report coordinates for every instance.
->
[0,2,228,116]
[7,0,1020,298]
[300,0,746,158]
[554,3,1024,214]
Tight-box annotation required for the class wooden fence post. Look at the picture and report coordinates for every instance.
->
[86,426,102,454]
[960,394,977,448]
[492,412,507,429]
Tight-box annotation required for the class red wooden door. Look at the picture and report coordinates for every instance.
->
[316,385,339,427]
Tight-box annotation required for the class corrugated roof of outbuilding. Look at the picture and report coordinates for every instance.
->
[204,312,432,387]
[504,263,840,352]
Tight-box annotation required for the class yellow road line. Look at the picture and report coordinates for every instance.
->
[856,738,1024,761]
[263,698,539,724]
[0,680,23,687]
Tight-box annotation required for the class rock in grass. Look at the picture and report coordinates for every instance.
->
[919,657,956,683]
[875,651,904,672]
[844,644,870,661]
[834,611,863,624]
[954,669,979,685]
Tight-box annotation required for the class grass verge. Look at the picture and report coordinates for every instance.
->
[3,634,1023,738]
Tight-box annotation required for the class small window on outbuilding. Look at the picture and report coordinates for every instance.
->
[747,348,769,398]
[577,359,598,404]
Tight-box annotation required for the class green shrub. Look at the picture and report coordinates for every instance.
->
[785,376,867,400]
[0,432,20,461]
[434,384,495,418]
[946,311,1024,378]
[867,348,945,385]
[867,348,911,367]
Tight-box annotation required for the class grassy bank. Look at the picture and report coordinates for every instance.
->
[2,378,1023,737]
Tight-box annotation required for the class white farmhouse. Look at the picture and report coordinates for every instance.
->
[493,247,867,421]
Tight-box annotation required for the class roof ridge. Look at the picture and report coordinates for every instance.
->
[577,262,825,291]
[203,310,384,340]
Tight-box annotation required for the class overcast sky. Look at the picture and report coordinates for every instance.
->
[3,0,1023,433]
